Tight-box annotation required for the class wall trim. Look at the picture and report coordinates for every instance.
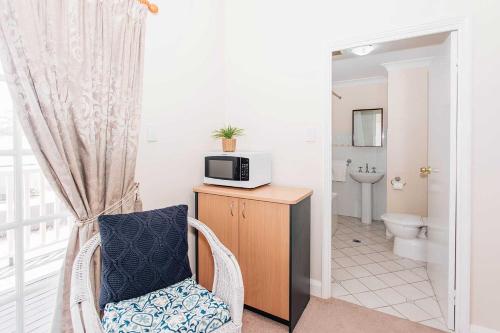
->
[471,325,500,333]
[333,76,387,88]
[381,57,434,71]
[323,17,471,333]
[310,278,322,297]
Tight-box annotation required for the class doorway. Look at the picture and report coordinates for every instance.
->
[328,30,462,331]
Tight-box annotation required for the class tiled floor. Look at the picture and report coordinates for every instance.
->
[331,215,449,332]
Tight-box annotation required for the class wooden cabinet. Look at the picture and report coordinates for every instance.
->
[194,185,312,332]
[197,193,239,289]
[239,199,290,319]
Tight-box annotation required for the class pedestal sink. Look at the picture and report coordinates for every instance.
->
[350,171,385,224]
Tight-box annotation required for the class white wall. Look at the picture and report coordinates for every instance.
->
[332,81,387,220]
[469,1,500,331]
[136,1,225,272]
[222,0,500,331]
[224,0,465,291]
[135,0,500,330]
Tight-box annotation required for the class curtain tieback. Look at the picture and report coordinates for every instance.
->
[75,183,140,227]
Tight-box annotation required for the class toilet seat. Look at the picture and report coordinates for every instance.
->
[381,213,424,227]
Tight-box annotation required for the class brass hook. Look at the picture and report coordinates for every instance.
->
[138,0,159,14]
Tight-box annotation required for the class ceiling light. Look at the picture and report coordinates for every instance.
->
[351,45,375,56]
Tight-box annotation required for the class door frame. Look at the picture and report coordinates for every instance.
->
[321,17,471,333]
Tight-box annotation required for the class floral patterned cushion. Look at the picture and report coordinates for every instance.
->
[102,278,231,333]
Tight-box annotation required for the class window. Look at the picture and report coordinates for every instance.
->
[0,63,70,332]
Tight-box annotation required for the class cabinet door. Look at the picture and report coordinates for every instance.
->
[197,193,239,290]
[239,199,290,320]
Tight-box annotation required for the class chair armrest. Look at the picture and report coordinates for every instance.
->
[188,217,244,327]
[70,234,103,333]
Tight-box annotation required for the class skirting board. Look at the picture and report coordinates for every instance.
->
[310,278,322,298]
[471,325,500,333]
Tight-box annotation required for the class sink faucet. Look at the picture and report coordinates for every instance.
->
[365,163,369,173]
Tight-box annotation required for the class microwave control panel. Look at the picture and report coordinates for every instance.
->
[241,158,249,181]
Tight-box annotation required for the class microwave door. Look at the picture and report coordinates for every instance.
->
[205,156,240,181]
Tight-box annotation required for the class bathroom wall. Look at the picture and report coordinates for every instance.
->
[332,80,387,220]
[385,62,429,217]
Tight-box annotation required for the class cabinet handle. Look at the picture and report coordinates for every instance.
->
[242,201,246,219]
[230,201,234,216]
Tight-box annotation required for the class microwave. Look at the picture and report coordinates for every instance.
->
[204,152,272,188]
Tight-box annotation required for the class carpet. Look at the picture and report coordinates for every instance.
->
[242,297,445,333]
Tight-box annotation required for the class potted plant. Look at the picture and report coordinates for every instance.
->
[212,125,244,152]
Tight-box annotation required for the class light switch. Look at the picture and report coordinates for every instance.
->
[305,127,316,143]
[146,125,158,143]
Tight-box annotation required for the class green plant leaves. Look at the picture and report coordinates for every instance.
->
[212,125,244,139]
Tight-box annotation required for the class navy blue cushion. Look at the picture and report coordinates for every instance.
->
[98,205,192,309]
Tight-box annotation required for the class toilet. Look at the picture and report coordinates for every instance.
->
[381,213,427,262]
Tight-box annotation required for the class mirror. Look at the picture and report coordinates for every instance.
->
[352,108,383,147]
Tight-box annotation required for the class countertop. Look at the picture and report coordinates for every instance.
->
[193,184,313,205]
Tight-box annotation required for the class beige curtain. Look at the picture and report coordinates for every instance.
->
[0,0,148,331]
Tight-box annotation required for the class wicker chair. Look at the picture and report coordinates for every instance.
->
[70,217,244,333]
